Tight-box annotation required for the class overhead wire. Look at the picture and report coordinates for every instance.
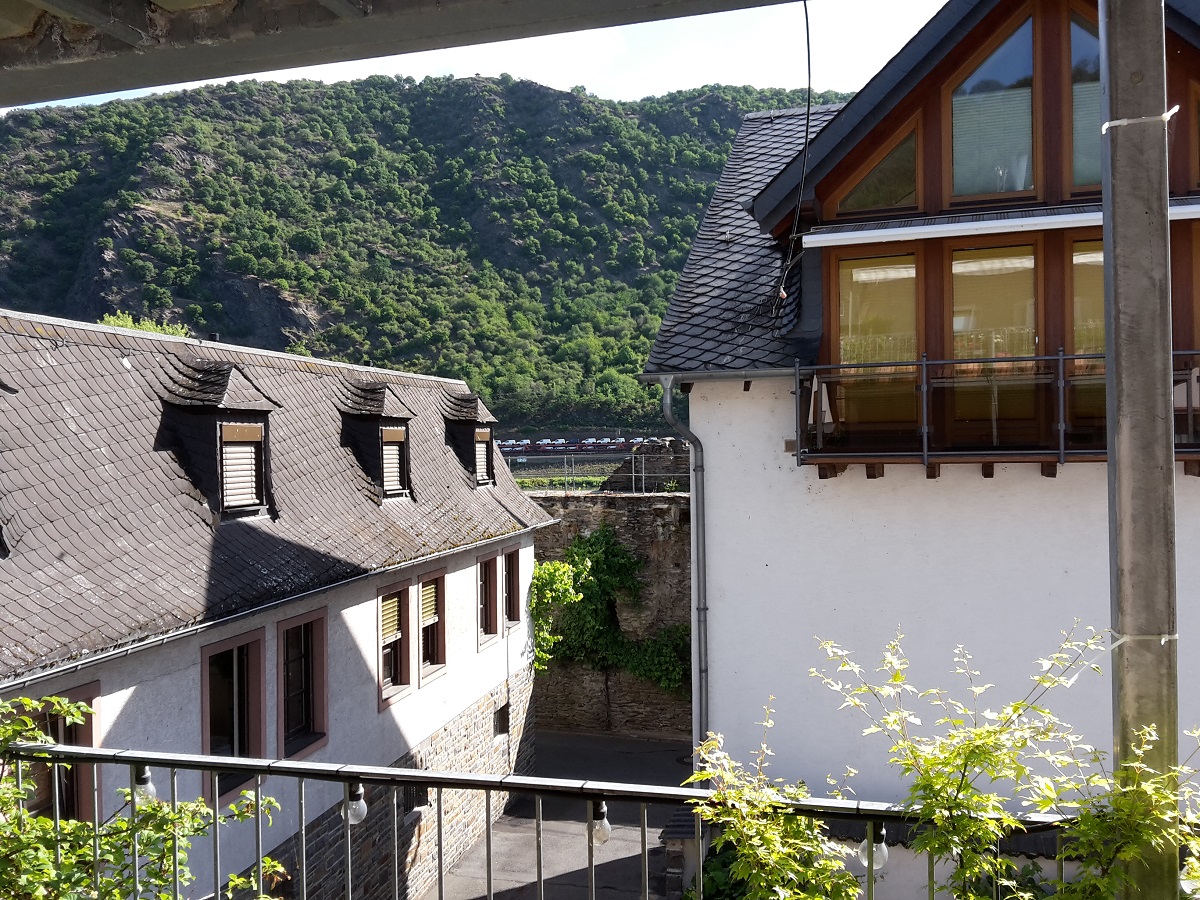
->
[773,0,814,313]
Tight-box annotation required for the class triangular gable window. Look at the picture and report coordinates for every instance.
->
[839,130,918,215]
[952,17,1034,197]
[1071,13,1102,187]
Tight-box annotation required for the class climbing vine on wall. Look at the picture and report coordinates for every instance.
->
[548,523,691,695]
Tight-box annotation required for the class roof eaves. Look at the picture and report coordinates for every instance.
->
[751,0,1003,234]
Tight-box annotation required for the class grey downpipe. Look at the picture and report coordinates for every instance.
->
[659,376,708,744]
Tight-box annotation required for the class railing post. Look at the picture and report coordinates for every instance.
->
[436,786,445,900]
[1057,347,1067,466]
[51,762,62,868]
[865,821,875,900]
[485,789,494,900]
[92,766,101,895]
[815,372,824,451]
[255,774,264,895]
[211,771,221,900]
[129,765,141,898]
[297,777,308,900]
[171,768,180,900]
[920,354,930,466]
[391,787,400,900]
[641,802,649,900]
[587,798,596,900]
[535,794,544,900]
[342,782,353,900]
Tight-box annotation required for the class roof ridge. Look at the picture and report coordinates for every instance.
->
[0,308,468,388]
[743,102,846,121]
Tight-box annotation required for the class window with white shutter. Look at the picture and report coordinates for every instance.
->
[381,426,408,496]
[381,590,408,692]
[220,423,264,511]
[419,579,444,668]
[474,427,492,484]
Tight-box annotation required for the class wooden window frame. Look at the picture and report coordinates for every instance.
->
[200,628,266,803]
[824,241,926,366]
[474,427,494,485]
[1061,226,1105,355]
[942,233,1046,360]
[942,2,1043,207]
[477,556,499,644]
[276,609,328,760]
[824,116,923,221]
[219,421,266,514]
[22,682,99,822]
[1190,81,1200,192]
[380,424,410,498]
[378,581,412,709]
[418,571,447,683]
[1064,0,1103,197]
[503,548,521,625]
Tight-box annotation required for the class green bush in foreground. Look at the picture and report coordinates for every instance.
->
[0,696,284,899]
[690,624,1200,900]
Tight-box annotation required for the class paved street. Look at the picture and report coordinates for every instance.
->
[423,730,693,900]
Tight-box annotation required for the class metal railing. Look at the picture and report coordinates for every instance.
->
[794,349,1200,467]
[507,453,690,494]
[6,743,1066,900]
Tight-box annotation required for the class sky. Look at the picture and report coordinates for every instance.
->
[18,0,948,111]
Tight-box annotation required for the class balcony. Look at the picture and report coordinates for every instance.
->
[5,742,1068,900]
[794,350,1200,472]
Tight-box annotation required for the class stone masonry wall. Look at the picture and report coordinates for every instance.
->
[530,493,691,739]
[261,664,535,900]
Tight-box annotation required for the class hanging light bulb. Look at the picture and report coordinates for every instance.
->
[133,766,157,804]
[856,821,888,871]
[342,783,368,826]
[587,800,612,845]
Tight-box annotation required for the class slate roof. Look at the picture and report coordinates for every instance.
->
[0,311,551,681]
[644,104,842,375]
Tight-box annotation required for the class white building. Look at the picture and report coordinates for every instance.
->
[644,0,1200,806]
[0,309,552,896]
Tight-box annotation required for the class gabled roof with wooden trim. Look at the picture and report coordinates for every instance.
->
[752,0,1200,234]
[0,309,549,681]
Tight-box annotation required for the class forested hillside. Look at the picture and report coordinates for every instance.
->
[0,77,849,428]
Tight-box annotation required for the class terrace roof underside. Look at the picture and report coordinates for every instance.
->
[0,0,793,109]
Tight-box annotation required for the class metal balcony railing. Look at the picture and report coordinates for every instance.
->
[5,743,1069,900]
[794,350,1200,467]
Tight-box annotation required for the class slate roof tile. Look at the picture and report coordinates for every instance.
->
[645,105,843,374]
[0,311,552,681]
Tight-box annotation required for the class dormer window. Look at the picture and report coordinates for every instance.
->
[381,425,410,497]
[220,422,265,511]
[474,427,493,485]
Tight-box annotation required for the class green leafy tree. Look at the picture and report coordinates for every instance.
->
[528,559,584,671]
[98,311,190,336]
[686,701,860,900]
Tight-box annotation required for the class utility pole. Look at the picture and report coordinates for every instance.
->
[1101,0,1178,896]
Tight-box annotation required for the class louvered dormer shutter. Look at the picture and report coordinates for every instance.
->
[474,427,492,484]
[420,581,439,624]
[381,426,407,495]
[221,423,264,509]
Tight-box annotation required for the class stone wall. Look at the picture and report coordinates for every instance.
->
[261,664,535,900]
[530,493,692,740]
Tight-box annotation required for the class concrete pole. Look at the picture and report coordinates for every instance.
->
[1100,0,1179,896]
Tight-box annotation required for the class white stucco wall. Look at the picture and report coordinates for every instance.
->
[19,536,537,893]
[690,378,1200,803]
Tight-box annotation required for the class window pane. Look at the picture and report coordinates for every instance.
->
[838,255,918,364]
[840,131,917,214]
[208,649,237,757]
[1071,15,1102,186]
[952,19,1034,196]
[283,623,313,747]
[1073,241,1105,354]
[952,246,1037,358]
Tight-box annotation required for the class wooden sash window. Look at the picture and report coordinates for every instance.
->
[474,427,493,484]
[381,591,409,691]
[478,558,498,637]
[381,425,409,496]
[420,579,444,668]
[220,422,264,510]
[504,550,521,623]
